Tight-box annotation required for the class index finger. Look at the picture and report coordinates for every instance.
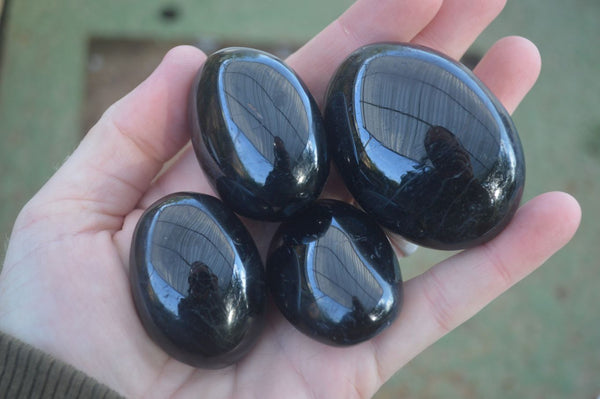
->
[287,0,443,105]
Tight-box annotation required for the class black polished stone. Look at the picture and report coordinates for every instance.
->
[191,47,329,221]
[324,43,525,250]
[130,192,266,369]
[267,200,403,346]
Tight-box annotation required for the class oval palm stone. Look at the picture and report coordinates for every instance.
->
[191,47,329,221]
[267,199,403,346]
[130,193,266,368]
[324,43,525,250]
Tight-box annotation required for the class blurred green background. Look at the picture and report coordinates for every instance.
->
[0,0,598,397]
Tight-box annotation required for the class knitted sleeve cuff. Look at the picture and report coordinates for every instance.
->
[0,331,124,399]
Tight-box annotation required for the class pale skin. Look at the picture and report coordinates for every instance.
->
[0,0,582,398]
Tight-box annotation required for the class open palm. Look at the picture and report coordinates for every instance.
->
[0,0,580,398]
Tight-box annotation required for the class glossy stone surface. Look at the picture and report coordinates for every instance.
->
[267,200,403,346]
[324,43,525,250]
[130,193,266,369]
[191,47,329,221]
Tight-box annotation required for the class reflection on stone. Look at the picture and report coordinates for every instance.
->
[324,43,525,250]
[130,193,266,369]
[424,125,474,178]
[267,200,403,346]
[191,47,329,221]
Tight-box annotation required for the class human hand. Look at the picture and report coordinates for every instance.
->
[0,0,581,398]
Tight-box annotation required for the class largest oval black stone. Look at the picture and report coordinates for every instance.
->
[191,47,329,221]
[324,43,525,250]
[130,192,266,369]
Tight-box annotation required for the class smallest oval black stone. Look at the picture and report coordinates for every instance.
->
[267,199,403,346]
[130,192,266,369]
[191,47,329,221]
